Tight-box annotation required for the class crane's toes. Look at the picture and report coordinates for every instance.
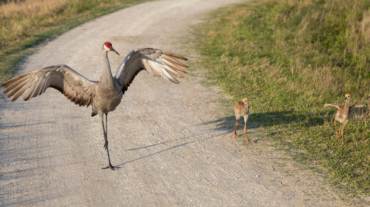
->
[230,132,238,139]
[102,164,120,170]
[244,138,253,144]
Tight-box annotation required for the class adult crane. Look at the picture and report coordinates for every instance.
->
[2,42,188,170]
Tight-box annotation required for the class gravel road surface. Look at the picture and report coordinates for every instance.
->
[0,0,348,206]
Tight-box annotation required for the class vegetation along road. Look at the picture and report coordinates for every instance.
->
[1,0,367,206]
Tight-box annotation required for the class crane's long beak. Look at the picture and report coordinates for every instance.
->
[111,47,120,56]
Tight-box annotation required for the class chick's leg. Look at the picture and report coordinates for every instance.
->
[334,120,338,141]
[230,120,239,139]
[341,124,345,145]
[243,115,252,143]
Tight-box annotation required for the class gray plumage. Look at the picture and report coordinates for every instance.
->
[2,42,188,169]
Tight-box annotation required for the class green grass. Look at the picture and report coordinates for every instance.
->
[195,0,370,198]
[0,0,151,84]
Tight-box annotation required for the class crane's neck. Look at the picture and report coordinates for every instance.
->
[343,98,350,113]
[100,50,115,87]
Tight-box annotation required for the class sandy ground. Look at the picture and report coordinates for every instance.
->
[0,0,349,206]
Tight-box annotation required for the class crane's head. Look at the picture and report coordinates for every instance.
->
[103,42,119,55]
[344,93,351,100]
[243,97,249,103]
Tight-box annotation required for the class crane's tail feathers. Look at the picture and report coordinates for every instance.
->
[162,51,188,61]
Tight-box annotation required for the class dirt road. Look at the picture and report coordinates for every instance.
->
[0,0,348,206]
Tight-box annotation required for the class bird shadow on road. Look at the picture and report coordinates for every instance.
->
[117,130,230,167]
[201,110,325,130]
[0,121,55,130]
[124,129,222,151]
[198,110,326,144]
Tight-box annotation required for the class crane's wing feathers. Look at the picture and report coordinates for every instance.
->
[114,48,187,94]
[324,104,341,109]
[2,64,96,107]
[350,104,366,109]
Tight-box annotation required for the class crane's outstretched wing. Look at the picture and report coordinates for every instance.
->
[2,64,97,107]
[350,104,366,109]
[324,104,341,109]
[114,48,187,94]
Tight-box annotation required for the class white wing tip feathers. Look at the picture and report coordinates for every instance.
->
[142,50,188,84]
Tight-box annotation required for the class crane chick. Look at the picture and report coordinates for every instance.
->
[324,93,366,145]
[230,98,253,143]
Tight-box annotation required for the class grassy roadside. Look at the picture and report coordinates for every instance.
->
[195,0,370,198]
[0,0,151,84]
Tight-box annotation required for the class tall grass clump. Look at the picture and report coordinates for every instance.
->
[0,0,148,84]
[197,0,370,197]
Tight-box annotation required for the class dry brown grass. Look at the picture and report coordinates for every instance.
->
[0,0,71,17]
[0,0,146,84]
[0,0,89,47]
[0,0,68,49]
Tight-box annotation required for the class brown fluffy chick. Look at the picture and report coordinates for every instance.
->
[324,93,366,145]
[230,98,252,143]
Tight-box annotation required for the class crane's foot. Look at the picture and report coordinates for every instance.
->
[244,137,253,144]
[230,132,238,139]
[102,163,120,170]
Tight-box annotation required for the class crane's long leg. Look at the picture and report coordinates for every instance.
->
[334,120,338,141]
[101,113,119,170]
[230,120,239,139]
[243,121,252,143]
[341,124,345,146]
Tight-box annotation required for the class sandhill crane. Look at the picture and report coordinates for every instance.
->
[324,93,366,145]
[2,42,187,170]
[230,98,252,143]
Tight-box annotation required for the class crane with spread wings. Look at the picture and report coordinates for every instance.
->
[2,42,188,170]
